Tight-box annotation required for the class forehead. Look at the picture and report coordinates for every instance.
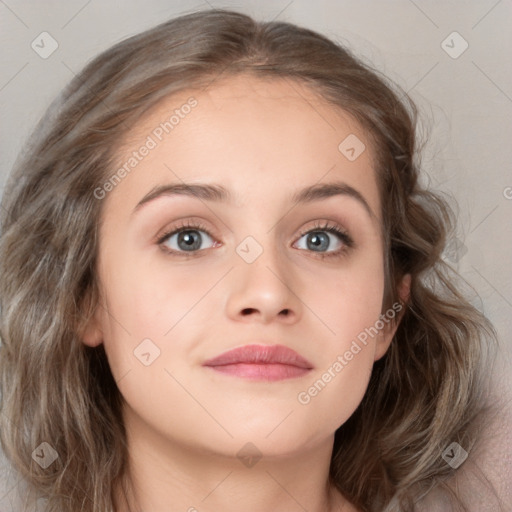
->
[130,73,372,148]
[108,74,381,220]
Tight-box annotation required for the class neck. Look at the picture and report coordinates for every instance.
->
[113,407,356,512]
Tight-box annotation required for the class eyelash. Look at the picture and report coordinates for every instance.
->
[295,221,354,260]
[156,219,354,260]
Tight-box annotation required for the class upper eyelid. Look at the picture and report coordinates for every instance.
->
[158,220,351,246]
[159,224,352,262]
[156,218,214,242]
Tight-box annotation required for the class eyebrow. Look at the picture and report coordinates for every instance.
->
[132,181,376,219]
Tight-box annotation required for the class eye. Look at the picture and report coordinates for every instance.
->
[156,219,353,259]
[294,221,353,258]
[157,220,218,255]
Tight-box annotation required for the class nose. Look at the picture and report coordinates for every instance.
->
[224,241,302,325]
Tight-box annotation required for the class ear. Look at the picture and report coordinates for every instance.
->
[80,296,104,347]
[374,273,411,361]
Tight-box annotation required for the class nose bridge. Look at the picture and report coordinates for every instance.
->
[237,232,286,285]
[225,230,301,323]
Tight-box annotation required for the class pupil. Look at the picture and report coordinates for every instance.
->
[308,232,328,251]
[179,231,201,250]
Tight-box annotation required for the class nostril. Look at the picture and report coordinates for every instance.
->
[239,307,291,317]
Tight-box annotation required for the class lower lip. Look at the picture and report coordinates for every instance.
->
[205,363,311,381]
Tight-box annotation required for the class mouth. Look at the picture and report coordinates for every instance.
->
[202,344,314,381]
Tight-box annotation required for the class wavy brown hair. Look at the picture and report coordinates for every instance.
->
[0,8,501,512]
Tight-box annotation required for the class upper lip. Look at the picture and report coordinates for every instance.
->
[203,344,314,369]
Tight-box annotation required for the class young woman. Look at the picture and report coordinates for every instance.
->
[0,9,506,512]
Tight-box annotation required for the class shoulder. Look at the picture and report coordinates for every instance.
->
[416,377,512,511]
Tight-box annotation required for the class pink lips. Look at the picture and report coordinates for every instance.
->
[202,344,314,381]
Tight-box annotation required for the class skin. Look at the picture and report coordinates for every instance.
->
[83,74,410,512]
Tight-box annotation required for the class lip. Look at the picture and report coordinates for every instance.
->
[202,344,314,381]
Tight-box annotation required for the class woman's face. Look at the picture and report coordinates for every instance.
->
[84,75,402,458]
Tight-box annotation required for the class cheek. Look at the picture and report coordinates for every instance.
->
[96,252,217,389]
[295,255,385,422]
[100,252,206,338]
[307,252,386,344]
[294,347,374,444]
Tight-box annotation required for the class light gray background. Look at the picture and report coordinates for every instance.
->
[1,0,511,509]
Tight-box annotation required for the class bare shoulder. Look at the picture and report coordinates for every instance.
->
[417,378,512,511]
[469,380,512,509]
